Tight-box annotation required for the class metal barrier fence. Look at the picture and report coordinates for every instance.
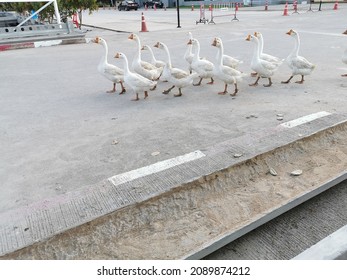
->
[0,22,75,40]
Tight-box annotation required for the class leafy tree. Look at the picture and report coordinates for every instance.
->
[0,0,98,27]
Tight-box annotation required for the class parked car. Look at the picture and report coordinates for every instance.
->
[143,0,164,8]
[118,1,139,11]
[0,11,19,27]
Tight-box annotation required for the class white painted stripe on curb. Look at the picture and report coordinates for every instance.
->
[280,111,331,128]
[108,150,206,187]
[34,40,62,48]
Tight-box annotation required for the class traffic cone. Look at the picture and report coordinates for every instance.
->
[235,3,239,11]
[145,4,148,11]
[209,4,212,11]
[191,5,194,11]
[140,12,148,32]
[283,2,288,16]
[154,4,156,11]
[333,0,338,10]
[265,1,268,11]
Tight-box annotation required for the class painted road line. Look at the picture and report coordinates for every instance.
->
[108,150,206,187]
[280,111,331,128]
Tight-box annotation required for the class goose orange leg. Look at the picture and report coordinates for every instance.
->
[218,84,228,95]
[132,93,139,101]
[163,85,175,94]
[249,76,260,86]
[263,78,272,87]
[295,75,305,84]
[230,83,238,96]
[174,88,183,97]
[282,76,293,84]
[119,82,126,94]
[107,83,116,93]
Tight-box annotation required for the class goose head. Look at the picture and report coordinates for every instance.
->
[286,29,298,37]
[141,44,150,51]
[246,34,256,42]
[114,52,125,60]
[154,41,164,50]
[93,36,102,44]
[187,38,198,46]
[211,37,222,48]
[254,32,262,39]
[128,33,139,41]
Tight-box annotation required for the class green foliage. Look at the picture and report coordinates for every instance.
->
[0,0,98,22]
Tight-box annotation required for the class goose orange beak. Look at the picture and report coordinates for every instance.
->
[246,34,251,41]
[128,34,134,40]
[115,53,120,58]
[211,38,217,46]
[187,39,192,45]
[286,29,294,35]
[154,42,160,48]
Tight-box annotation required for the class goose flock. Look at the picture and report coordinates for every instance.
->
[93,29,346,101]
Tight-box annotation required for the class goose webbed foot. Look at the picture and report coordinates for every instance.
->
[162,85,175,94]
[193,78,203,86]
[207,78,214,85]
[174,89,183,97]
[119,82,126,94]
[249,76,260,87]
[218,84,228,95]
[107,83,116,93]
[230,84,238,96]
[263,78,272,87]
[295,75,305,84]
[132,93,140,101]
[281,76,293,84]
[150,85,157,91]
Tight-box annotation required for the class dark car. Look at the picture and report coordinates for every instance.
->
[143,0,164,8]
[0,11,19,27]
[118,1,139,11]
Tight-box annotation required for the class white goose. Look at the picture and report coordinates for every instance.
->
[342,30,347,77]
[254,32,282,64]
[246,34,280,87]
[114,52,157,101]
[215,38,243,69]
[128,33,162,83]
[141,44,166,68]
[188,38,215,86]
[93,37,126,94]
[154,41,198,97]
[282,29,315,84]
[212,37,245,96]
[184,32,194,73]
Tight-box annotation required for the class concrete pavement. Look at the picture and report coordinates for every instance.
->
[1,4,347,259]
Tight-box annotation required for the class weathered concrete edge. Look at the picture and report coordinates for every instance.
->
[1,113,347,258]
[0,34,87,51]
[184,171,347,260]
[292,224,347,260]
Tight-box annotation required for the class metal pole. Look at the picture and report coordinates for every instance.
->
[53,0,61,24]
[176,0,181,28]
[318,0,322,11]
[16,0,54,27]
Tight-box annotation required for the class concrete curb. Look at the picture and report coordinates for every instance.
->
[1,112,347,259]
[292,224,347,260]
[0,36,88,52]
